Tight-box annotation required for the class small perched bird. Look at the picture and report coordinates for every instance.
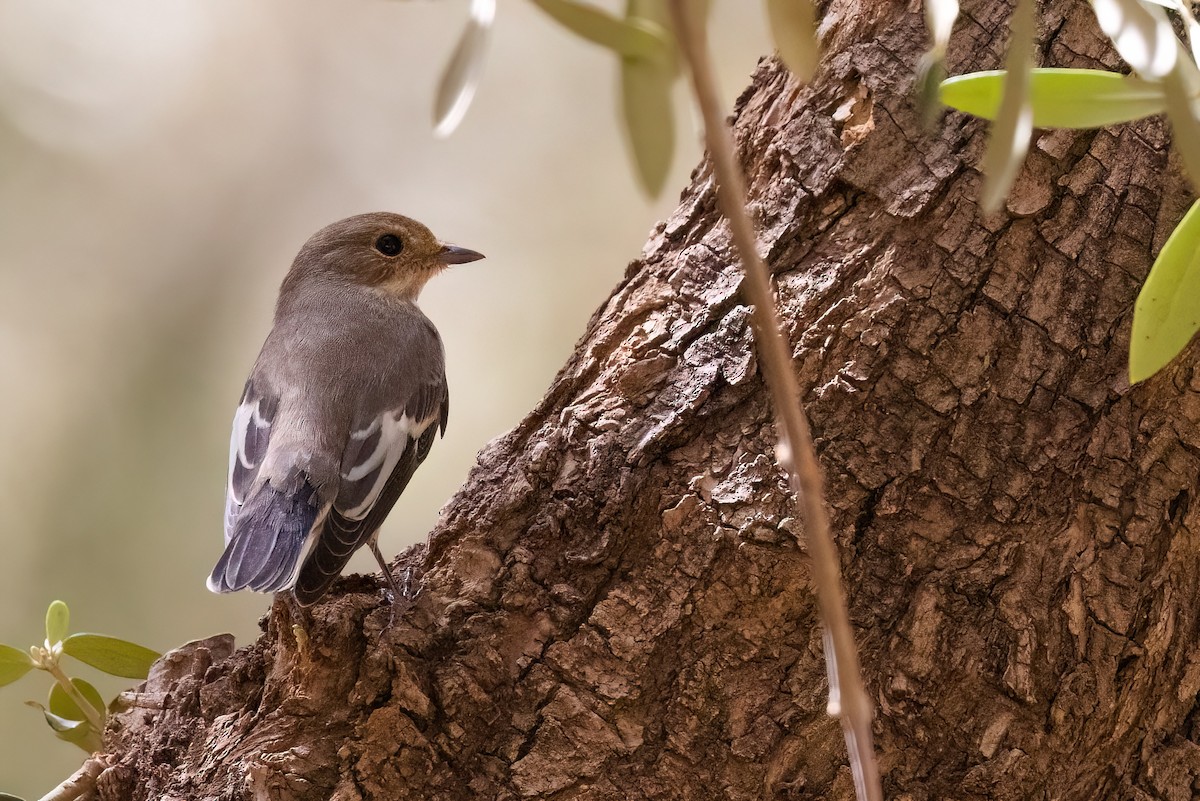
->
[207,212,483,606]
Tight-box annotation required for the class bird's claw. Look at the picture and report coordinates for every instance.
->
[291,623,309,657]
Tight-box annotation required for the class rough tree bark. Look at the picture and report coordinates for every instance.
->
[97,1,1200,799]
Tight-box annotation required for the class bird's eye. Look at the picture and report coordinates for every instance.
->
[374,234,403,257]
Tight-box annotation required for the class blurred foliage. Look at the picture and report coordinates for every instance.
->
[436,0,817,194]
[433,0,495,138]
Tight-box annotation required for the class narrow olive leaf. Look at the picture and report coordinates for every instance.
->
[941,68,1167,127]
[1130,199,1200,382]
[617,0,676,194]
[38,708,86,734]
[45,600,69,646]
[49,678,106,724]
[531,0,666,60]
[63,634,160,679]
[40,709,100,752]
[979,0,1035,214]
[1091,0,1176,78]
[0,644,34,687]
[626,0,679,72]
[765,0,819,82]
[432,0,495,138]
[626,0,671,27]
[25,700,95,741]
[621,54,676,196]
[0,792,28,800]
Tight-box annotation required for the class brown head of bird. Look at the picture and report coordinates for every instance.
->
[283,211,484,301]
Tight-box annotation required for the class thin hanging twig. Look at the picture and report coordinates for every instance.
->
[664,4,882,800]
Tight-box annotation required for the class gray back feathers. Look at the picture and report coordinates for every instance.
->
[209,278,448,603]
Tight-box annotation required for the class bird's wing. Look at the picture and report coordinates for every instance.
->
[211,377,320,596]
[223,379,278,545]
[293,377,448,604]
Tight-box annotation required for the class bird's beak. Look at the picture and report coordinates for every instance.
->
[436,243,485,265]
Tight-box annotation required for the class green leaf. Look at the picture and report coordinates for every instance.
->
[1091,0,1177,79]
[49,677,105,724]
[432,0,495,138]
[531,0,669,61]
[0,645,34,688]
[45,601,69,646]
[941,69,1167,128]
[0,793,29,800]
[1130,199,1200,382]
[530,0,677,196]
[621,53,675,197]
[624,0,678,71]
[979,0,1035,214]
[766,0,819,82]
[43,710,89,736]
[25,700,102,752]
[63,633,159,679]
[40,709,101,752]
[626,0,671,27]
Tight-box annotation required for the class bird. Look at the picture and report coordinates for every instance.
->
[207,212,483,607]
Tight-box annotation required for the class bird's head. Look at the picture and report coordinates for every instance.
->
[288,212,484,301]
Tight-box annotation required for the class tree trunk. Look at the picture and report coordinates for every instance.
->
[99,1,1200,799]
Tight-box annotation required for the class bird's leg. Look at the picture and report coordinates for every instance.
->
[368,537,404,626]
[400,565,421,603]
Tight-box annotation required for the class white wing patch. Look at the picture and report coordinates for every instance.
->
[223,398,272,544]
[338,410,437,520]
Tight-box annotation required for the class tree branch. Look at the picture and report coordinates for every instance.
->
[35,756,106,801]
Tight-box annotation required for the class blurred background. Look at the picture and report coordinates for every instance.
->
[0,0,767,794]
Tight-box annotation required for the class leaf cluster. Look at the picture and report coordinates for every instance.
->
[0,599,159,789]
[927,0,1200,383]
[432,0,818,196]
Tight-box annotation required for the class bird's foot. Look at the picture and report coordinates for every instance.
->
[291,623,310,657]
[399,566,422,603]
[273,592,310,660]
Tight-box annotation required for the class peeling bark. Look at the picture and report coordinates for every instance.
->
[100,1,1200,799]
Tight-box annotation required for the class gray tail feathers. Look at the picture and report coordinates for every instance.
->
[207,480,319,594]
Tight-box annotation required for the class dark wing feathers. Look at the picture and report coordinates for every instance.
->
[405,379,449,435]
[293,413,442,605]
[209,478,318,594]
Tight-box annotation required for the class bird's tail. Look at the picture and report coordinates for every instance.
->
[207,480,320,595]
